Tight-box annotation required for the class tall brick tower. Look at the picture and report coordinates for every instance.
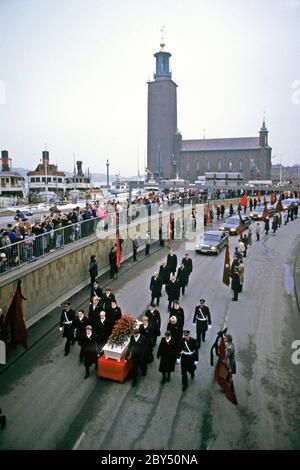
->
[147,38,178,179]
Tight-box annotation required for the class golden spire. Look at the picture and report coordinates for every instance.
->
[160,25,165,50]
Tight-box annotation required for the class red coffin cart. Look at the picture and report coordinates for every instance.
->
[98,355,132,383]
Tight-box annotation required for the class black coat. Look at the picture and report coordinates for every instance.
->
[176,267,189,286]
[157,337,178,373]
[159,264,171,285]
[179,337,199,373]
[93,318,112,344]
[231,272,240,291]
[167,280,181,301]
[193,305,211,332]
[60,308,76,338]
[90,286,103,301]
[139,323,155,350]
[170,307,185,331]
[106,306,122,325]
[73,316,89,345]
[181,257,193,274]
[82,333,99,366]
[167,253,177,273]
[145,309,161,336]
[89,260,98,278]
[102,293,116,312]
[150,276,162,298]
[126,334,148,362]
[166,322,182,346]
[88,302,102,324]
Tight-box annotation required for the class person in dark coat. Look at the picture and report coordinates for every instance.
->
[159,260,171,292]
[176,264,189,295]
[82,325,99,379]
[170,300,185,334]
[225,333,236,374]
[229,204,234,216]
[73,309,89,363]
[264,217,270,235]
[167,249,177,276]
[145,303,161,346]
[181,253,193,285]
[253,198,257,209]
[88,296,102,324]
[89,255,98,286]
[242,234,248,257]
[231,267,240,301]
[220,204,225,218]
[102,288,116,312]
[139,316,155,363]
[167,275,181,311]
[179,330,199,391]
[166,316,182,349]
[132,234,138,261]
[0,308,9,344]
[109,246,118,279]
[157,330,178,384]
[93,310,112,345]
[106,300,122,326]
[59,302,76,356]
[150,272,162,306]
[90,281,103,302]
[193,299,211,349]
[272,216,278,233]
[125,328,148,386]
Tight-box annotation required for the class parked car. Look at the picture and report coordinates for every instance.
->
[195,230,229,254]
[219,215,251,235]
[249,205,275,220]
[280,198,299,210]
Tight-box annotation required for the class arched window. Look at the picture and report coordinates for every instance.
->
[207,160,210,171]
[218,160,222,171]
[228,160,233,171]
[239,159,243,171]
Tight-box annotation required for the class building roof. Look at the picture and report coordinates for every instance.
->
[0,171,25,179]
[181,137,261,152]
[27,163,65,177]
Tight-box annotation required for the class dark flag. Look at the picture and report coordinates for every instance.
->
[275,199,283,214]
[5,280,28,350]
[262,203,269,221]
[168,214,173,246]
[210,330,238,406]
[223,239,231,286]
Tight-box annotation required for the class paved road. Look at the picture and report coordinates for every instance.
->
[0,217,300,450]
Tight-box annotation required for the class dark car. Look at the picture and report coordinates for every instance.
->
[249,205,275,220]
[195,230,229,254]
[219,215,251,235]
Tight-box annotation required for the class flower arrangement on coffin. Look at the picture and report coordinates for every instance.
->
[107,314,136,347]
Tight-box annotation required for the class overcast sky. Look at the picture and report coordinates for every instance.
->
[0,0,299,177]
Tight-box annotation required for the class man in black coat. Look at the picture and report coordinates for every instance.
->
[167,249,177,276]
[139,316,155,363]
[102,288,116,312]
[159,260,171,292]
[150,272,162,306]
[125,328,148,386]
[106,300,122,326]
[145,303,161,346]
[167,275,180,311]
[170,300,185,334]
[73,309,89,363]
[181,253,193,285]
[193,299,212,349]
[176,264,189,295]
[157,330,178,384]
[82,325,99,379]
[231,267,241,301]
[93,310,112,345]
[90,281,103,302]
[179,330,199,391]
[59,302,76,356]
[88,296,102,324]
[109,246,118,279]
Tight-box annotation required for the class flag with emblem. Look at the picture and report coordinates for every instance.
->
[222,239,231,286]
[262,203,269,221]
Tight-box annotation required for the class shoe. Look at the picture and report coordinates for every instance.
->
[64,352,69,356]
[161,378,166,384]
[132,380,137,387]
[182,384,188,391]
[167,376,171,382]
[84,372,89,379]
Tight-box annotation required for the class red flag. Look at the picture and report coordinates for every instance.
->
[223,239,231,286]
[5,280,29,350]
[262,204,269,221]
[168,215,173,245]
[116,232,121,269]
[206,206,211,225]
[213,335,238,406]
[240,193,247,208]
[275,199,283,214]
[270,191,276,204]
[257,191,261,203]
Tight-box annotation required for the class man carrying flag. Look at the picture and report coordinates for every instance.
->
[261,203,269,221]
[257,191,261,206]
[210,329,238,406]
[222,239,231,286]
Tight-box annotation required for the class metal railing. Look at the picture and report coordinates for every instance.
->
[0,195,236,276]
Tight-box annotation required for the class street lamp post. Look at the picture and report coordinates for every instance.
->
[106,159,110,188]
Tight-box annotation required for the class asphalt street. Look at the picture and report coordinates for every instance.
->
[0,216,300,450]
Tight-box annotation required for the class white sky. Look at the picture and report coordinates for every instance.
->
[0,0,299,176]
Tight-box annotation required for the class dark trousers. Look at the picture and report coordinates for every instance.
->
[243,249,247,258]
[256,233,260,241]
[151,295,160,306]
[180,284,186,295]
[232,289,239,301]
[145,245,150,256]
[196,329,206,348]
[181,366,195,387]
[162,371,171,382]
[133,248,137,261]
[132,359,147,383]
